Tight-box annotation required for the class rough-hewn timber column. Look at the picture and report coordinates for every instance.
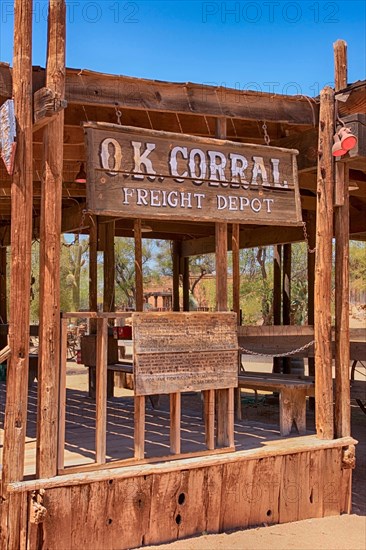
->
[89,214,98,334]
[37,0,66,479]
[172,241,181,311]
[0,246,7,323]
[273,245,282,373]
[314,87,334,440]
[103,220,115,313]
[134,219,144,312]
[334,39,351,438]
[0,1,33,547]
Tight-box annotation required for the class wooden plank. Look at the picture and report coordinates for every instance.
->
[57,318,68,471]
[134,395,145,459]
[8,436,356,493]
[203,389,215,450]
[334,40,351,440]
[238,325,314,337]
[232,223,242,419]
[134,219,144,312]
[0,2,33,546]
[282,244,291,326]
[182,257,190,312]
[0,246,7,323]
[96,317,108,464]
[172,241,181,311]
[279,387,307,436]
[170,393,181,454]
[89,214,98,334]
[305,211,316,407]
[273,245,282,373]
[181,225,304,257]
[84,123,301,226]
[103,220,115,312]
[37,0,66,479]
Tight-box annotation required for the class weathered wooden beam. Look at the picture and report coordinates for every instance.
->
[182,257,190,311]
[0,246,7,323]
[334,40,351,439]
[89,215,98,334]
[305,210,316,409]
[0,1,33,547]
[33,86,67,132]
[181,226,304,257]
[314,87,334,440]
[134,219,144,312]
[103,220,115,313]
[273,128,318,172]
[172,241,181,312]
[0,64,319,125]
[273,245,282,374]
[37,0,66,479]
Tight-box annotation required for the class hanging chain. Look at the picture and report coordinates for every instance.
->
[240,339,315,358]
[262,122,270,145]
[302,221,316,254]
[115,106,122,125]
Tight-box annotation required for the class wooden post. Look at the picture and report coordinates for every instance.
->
[172,241,181,312]
[305,211,316,409]
[0,246,7,323]
[1,1,33,546]
[182,257,190,311]
[282,243,292,374]
[203,389,215,450]
[37,0,66,479]
[215,117,233,448]
[134,395,145,459]
[103,221,115,313]
[57,318,68,470]
[273,245,282,374]
[89,215,98,334]
[314,87,335,440]
[96,317,108,464]
[232,223,242,419]
[134,219,144,312]
[170,393,181,454]
[334,39,351,438]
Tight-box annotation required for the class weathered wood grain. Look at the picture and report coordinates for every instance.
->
[84,123,301,225]
[314,87,334,440]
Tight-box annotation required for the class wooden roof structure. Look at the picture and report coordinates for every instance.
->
[1,63,365,249]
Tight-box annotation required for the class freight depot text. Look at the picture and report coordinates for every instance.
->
[121,188,274,213]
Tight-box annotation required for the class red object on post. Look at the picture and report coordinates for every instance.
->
[114,326,132,339]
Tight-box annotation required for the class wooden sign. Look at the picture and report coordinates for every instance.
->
[84,122,302,226]
[132,312,238,395]
[0,99,16,175]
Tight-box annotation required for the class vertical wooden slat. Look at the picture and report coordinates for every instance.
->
[282,243,292,374]
[134,395,145,459]
[232,224,240,321]
[170,392,181,454]
[314,87,334,440]
[134,219,144,312]
[0,246,7,323]
[232,223,242,419]
[89,214,98,334]
[96,317,108,463]
[215,117,232,448]
[273,245,282,374]
[203,389,215,450]
[172,241,181,312]
[2,0,33,482]
[334,39,350,438]
[182,257,190,311]
[305,211,316,409]
[103,221,115,313]
[1,2,33,545]
[57,318,68,471]
[37,0,66,479]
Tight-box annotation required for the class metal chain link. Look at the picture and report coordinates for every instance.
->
[302,222,316,254]
[262,122,270,145]
[115,107,122,125]
[240,339,315,358]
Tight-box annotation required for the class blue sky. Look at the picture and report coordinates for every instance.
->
[0,1,365,96]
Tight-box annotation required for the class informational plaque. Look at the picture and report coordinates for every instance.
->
[85,122,302,226]
[132,312,238,396]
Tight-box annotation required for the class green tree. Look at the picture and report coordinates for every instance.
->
[115,237,154,308]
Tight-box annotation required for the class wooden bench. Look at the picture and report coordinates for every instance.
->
[238,372,315,436]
